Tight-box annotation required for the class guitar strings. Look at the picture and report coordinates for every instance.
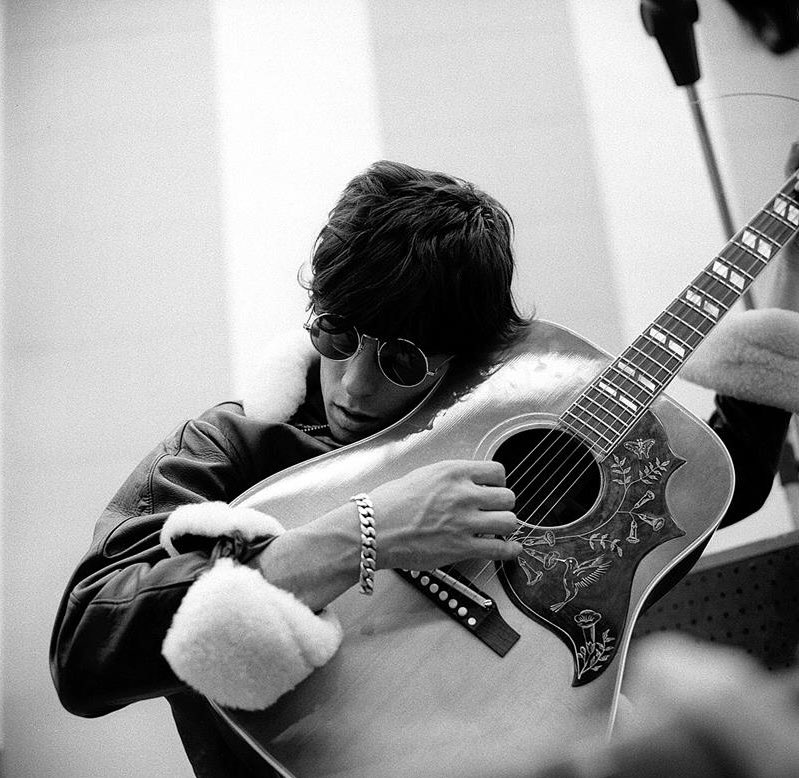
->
[459,185,799,590]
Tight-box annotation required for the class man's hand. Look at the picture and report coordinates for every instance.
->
[252,459,521,613]
[369,459,522,571]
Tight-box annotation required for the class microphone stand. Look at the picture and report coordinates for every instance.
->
[641,0,799,528]
[640,0,752,306]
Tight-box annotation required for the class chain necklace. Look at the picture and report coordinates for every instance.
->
[294,422,330,434]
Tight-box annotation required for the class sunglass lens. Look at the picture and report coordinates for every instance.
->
[310,315,359,359]
[379,340,428,386]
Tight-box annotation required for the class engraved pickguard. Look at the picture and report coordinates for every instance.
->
[498,410,685,685]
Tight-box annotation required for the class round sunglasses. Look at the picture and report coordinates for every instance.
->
[305,313,451,388]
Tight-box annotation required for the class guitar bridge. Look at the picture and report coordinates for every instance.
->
[394,567,520,657]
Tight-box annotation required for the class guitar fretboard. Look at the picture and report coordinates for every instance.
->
[562,173,799,458]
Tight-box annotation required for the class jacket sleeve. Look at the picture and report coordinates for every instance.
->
[50,402,270,717]
[707,394,791,527]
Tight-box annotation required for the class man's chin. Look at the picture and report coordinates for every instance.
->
[328,415,377,444]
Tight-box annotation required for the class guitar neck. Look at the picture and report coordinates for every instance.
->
[562,172,799,458]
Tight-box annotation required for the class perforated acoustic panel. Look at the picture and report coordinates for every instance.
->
[633,531,799,671]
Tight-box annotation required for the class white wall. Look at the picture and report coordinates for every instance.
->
[2,1,227,775]
[213,0,383,394]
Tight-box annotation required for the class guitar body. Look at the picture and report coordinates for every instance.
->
[218,319,734,778]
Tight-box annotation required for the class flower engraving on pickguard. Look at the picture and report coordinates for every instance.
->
[610,452,669,546]
[574,609,615,679]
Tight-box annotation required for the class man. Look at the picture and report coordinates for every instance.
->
[50,159,797,776]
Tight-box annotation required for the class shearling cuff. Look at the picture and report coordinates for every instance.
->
[682,308,799,414]
[160,501,344,710]
[162,558,343,710]
[160,501,286,557]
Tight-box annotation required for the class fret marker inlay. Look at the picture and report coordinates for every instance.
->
[667,341,686,358]
[639,376,656,392]
[598,381,617,398]
[649,327,667,345]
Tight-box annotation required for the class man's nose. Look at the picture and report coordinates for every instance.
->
[340,337,382,396]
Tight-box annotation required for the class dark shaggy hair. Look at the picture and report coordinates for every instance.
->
[304,160,529,357]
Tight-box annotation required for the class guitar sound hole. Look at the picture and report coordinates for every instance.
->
[493,427,601,529]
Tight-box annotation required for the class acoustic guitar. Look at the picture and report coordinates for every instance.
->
[215,173,799,777]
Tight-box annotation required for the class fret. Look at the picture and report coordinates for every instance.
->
[691,273,739,310]
[579,390,635,427]
[752,208,795,241]
[667,298,716,336]
[681,286,724,325]
[770,192,799,229]
[747,225,784,255]
[654,324,691,353]
[780,188,799,209]
[559,173,799,456]
[702,264,744,296]
[593,380,644,414]
[625,344,675,382]
[602,365,658,403]
[561,412,615,451]
[783,188,799,207]
[611,361,661,395]
[716,256,755,284]
[766,204,795,230]
[732,228,775,264]
[640,326,690,362]
[658,308,705,343]
[720,243,768,277]
[571,399,628,434]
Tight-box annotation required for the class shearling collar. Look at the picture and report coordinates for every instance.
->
[240,330,320,424]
